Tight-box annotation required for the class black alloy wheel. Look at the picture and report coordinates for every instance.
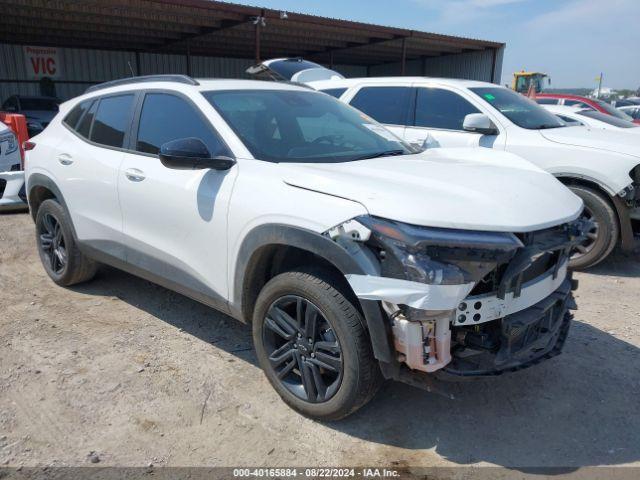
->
[262,295,343,403]
[39,212,67,275]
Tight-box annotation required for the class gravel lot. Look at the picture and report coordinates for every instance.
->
[1,211,639,473]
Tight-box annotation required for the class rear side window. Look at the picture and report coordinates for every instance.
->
[135,93,229,157]
[63,100,91,130]
[76,100,97,139]
[414,88,480,130]
[90,94,135,148]
[321,88,347,99]
[349,86,412,125]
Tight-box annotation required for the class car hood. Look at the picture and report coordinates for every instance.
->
[280,148,582,232]
[539,126,640,157]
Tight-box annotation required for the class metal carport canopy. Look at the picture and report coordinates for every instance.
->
[0,0,504,73]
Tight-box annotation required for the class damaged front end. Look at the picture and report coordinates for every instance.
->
[325,215,588,382]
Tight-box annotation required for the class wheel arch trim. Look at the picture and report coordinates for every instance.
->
[231,223,395,364]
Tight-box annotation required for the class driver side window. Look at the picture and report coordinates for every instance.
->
[135,93,230,157]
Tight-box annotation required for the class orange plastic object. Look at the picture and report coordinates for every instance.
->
[0,113,29,168]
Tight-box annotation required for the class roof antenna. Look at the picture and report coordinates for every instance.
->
[127,61,135,77]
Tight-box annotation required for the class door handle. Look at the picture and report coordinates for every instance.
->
[124,168,146,182]
[57,154,73,165]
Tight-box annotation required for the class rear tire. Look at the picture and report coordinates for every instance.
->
[252,268,382,420]
[35,199,97,286]
[568,185,618,270]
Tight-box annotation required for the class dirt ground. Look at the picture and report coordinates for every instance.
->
[1,211,639,473]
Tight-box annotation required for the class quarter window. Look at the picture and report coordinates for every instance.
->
[63,100,92,130]
[76,100,97,139]
[136,93,229,157]
[349,86,412,125]
[414,88,480,130]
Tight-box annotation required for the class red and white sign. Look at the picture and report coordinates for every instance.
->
[23,46,62,79]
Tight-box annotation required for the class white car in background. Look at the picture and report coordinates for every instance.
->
[542,105,640,134]
[248,59,640,268]
[619,105,640,122]
[0,122,26,211]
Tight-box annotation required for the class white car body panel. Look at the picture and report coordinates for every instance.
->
[280,148,582,232]
[543,105,640,134]
[309,77,640,196]
[0,171,25,210]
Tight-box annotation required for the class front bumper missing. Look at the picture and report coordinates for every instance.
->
[345,262,574,377]
[454,260,568,326]
[445,278,574,376]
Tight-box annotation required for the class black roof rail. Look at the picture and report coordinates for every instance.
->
[85,75,199,94]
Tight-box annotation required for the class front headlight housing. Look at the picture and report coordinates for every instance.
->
[355,215,523,286]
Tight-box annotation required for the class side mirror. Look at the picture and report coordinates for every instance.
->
[159,137,235,171]
[463,113,499,135]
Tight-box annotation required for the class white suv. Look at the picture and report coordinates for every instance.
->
[253,59,640,269]
[26,75,584,419]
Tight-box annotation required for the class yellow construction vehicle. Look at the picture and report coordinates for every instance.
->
[512,71,550,95]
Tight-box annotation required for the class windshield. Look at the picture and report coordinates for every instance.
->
[20,98,59,111]
[593,99,634,121]
[578,109,637,128]
[470,87,565,130]
[204,89,414,163]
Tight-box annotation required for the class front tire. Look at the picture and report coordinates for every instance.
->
[568,185,619,270]
[252,268,382,420]
[35,199,97,286]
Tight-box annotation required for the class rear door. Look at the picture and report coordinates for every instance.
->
[56,93,137,259]
[118,90,238,306]
[404,85,506,149]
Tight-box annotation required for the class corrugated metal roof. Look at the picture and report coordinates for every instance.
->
[0,0,503,66]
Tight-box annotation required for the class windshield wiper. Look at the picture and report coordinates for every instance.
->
[354,149,406,160]
[537,124,565,130]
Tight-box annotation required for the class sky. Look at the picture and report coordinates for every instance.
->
[224,0,640,90]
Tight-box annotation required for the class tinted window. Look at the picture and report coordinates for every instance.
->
[90,95,134,148]
[20,98,59,111]
[321,88,347,99]
[136,93,228,157]
[349,87,412,125]
[593,99,633,120]
[204,89,413,163]
[470,87,565,130]
[76,100,97,138]
[578,110,637,128]
[535,98,559,105]
[414,88,480,130]
[63,100,92,130]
